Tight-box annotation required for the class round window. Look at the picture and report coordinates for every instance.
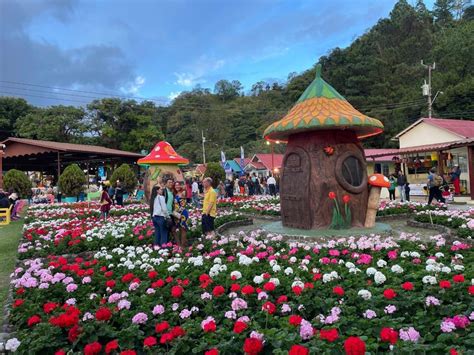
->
[335,152,367,193]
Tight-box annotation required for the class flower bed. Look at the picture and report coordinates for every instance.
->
[377,201,446,217]
[414,209,474,239]
[6,231,473,354]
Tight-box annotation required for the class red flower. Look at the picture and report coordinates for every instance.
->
[68,324,81,343]
[203,321,217,333]
[344,337,366,355]
[155,321,170,333]
[160,332,174,344]
[333,286,345,297]
[328,192,336,200]
[288,345,309,355]
[27,315,41,327]
[342,195,350,204]
[55,350,66,355]
[148,270,158,279]
[243,338,263,355]
[262,301,276,314]
[143,336,157,347]
[205,349,219,355]
[277,295,288,304]
[319,328,339,342]
[84,342,102,355]
[231,284,241,292]
[212,285,225,297]
[105,340,119,354]
[289,315,303,326]
[104,271,113,278]
[234,321,248,334]
[120,351,136,355]
[95,307,112,321]
[171,285,184,298]
[105,280,116,288]
[263,282,276,292]
[242,285,255,295]
[121,273,135,283]
[13,299,24,308]
[450,349,459,355]
[152,279,165,288]
[469,285,474,295]
[171,326,185,337]
[439,280,451,289]
[453,274,465,283]
[383,288,397,299]
[380,327,398,344]
[402,282,414,291]
[292,286,303,296]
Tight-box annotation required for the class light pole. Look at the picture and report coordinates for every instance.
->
[201,130,206,164]
[421,61,442,119]
[0,144,5,190]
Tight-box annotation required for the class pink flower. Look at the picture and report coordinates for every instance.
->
[440,320,456,333]
[131,312,148,324]
[299,319,314,340]
[399,327,421,342]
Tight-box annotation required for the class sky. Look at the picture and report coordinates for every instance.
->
[0,0,435,107]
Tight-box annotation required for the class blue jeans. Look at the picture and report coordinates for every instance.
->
[152,216,168,246]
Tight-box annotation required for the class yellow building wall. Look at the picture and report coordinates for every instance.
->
[399,122,461,148]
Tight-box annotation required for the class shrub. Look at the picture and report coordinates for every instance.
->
[3,169,32,198]
[110,164,137,193]
[58,164,86,197]
[204,162,225,188]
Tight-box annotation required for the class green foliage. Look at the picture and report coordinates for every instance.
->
[58,164,86,197]
[3,169,32,198]
[110,164,138,193]
[204,162,225,188]
[0,97,31,140]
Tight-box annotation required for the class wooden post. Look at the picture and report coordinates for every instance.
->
[468,146,474,200]
[57,152,61,179]
[0,149,3,190]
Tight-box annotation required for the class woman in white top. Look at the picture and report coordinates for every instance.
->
[151,185,169,247]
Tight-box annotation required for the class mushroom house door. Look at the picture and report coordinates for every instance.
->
[280,148,311,229]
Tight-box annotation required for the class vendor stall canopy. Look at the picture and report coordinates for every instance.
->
[137,141,189,166]
[263,64,384,142]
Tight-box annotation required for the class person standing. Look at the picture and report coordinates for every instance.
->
[115,181,124,206]
[185,179,193,203]
[108,184,116,205]
[388,174,396,201]
[396,171,407,202]
[174,197,189,247]
[427,168,446,205]
[150,185,169,247]
[450,165,462,195]
[191,178,200,206]
[267,174,277,196]
[202,177,217,237]
[99,184,112,219]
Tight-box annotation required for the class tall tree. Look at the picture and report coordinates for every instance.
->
[0,97,31,140]
[433,0,455,25]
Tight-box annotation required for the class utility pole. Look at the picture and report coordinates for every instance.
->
[421,60,435,118]
[201,130,206,164]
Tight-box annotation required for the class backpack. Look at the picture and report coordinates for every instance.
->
[433,174,443,187]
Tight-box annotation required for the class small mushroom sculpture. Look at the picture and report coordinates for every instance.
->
[364,174,391,228]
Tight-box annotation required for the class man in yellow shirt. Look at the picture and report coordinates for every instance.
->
[202,177,217,236]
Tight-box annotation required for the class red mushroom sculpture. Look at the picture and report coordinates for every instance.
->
[137,141,189,203]
[364,174,391,228]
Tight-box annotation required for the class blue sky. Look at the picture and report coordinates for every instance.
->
[0,0,435,106]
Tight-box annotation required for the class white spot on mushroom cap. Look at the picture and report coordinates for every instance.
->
[370,175,377,182]
[154,146,160,152]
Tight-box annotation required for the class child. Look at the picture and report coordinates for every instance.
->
[404,183,410,202]
[100,184,112,219]
[174,197,189,247]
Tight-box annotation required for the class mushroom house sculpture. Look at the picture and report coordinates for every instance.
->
[137,141,189,203]
[365,174,391,228]
[263,64,384,229]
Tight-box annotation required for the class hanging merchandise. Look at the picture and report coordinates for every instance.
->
[430,152,438,161]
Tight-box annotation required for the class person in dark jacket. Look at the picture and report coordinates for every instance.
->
[396,171,407,202]
[115,181,124,206]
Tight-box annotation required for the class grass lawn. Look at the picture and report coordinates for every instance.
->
[0,217,22,324]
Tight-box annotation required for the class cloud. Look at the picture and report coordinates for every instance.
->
[0,0,139,106]
[174,56,225,88]
[168,91,182,101]
[174,72,201,87]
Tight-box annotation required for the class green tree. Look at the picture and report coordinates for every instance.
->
[88,99,164,152]
[0,97,32,140]
[15,105,87,142]
[204,162,225,188]
[433,0,455,25]
[3,169,32,198]
[58,164,87,197]
[110,164,138,193]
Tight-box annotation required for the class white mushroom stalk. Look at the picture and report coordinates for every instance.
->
[364,174,391,228]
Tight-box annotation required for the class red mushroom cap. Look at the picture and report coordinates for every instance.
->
[137,141,189,165]
[368,174,391,188]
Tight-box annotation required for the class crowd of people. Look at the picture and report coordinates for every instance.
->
[214,173,279,199]
[386,165,462,205]
[147,177,217,249]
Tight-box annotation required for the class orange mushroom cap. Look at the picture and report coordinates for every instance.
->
[137,141,189,165]
[368,174,391,188]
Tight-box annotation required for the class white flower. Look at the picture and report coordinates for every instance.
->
[253,275,264,284]
[366,267,377,276]
[357,289,372,300]
[422,275,437,285]
[230,271,242,279]
[5,338,21,352]
[391,265,404,274]
[345,262,355,269]
[284,267,293,275]
[441,266,451,274]
[377,260,387,268]
[374,271,386,285]
[435,252,444,258]
[272,264,281,272]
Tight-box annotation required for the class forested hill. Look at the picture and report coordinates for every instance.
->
[1,0,473,163]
